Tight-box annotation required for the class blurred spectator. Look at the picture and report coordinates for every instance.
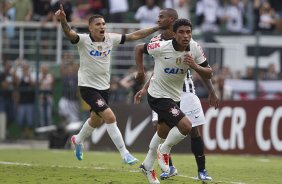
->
[244,0,256,33]
[109,76,126,102]
[32,0,52,23]
[0,60,17,128]
[2,0,16,40]
[269,0,282,18]
[39,64,54,127]
[213,74,232,100]
[4,0,33,21]
[108,0,128,23]
[241,67,254,80]
[58,52,80,124]
[195,0,222,34]
[134,0,160,28]
[14,60,36,138]
[164,0,191,19]
[221,66,233,79]
[3,0,33,59]
[263,63,279,80]
[221,0,246,34]
[254,0,276,33]
[72,0,103,22]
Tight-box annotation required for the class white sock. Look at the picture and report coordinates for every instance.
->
[160,127,186,154]
[144,132,165,170]
[75,119,95,144]
[106,122,129,157]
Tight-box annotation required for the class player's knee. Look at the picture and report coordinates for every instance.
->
[178,117,192,135]
[100,108,116,123]
[190,127,201,138]
[152,121,158,132]
[89,116,104,128]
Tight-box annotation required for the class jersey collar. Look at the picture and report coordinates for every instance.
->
[89,34,105,42]
[172,38,190,51]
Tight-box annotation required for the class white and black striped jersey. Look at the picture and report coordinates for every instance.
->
[149,34,207,95]
[73,33,125,90]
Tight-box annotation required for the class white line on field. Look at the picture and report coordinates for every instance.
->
[0,161,246,184]
[178,174,246,184]
[0,161,32,166]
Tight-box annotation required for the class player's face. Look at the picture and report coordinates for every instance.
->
[88,18,106,41]
[158,10,173,30]
[175,26,192,48]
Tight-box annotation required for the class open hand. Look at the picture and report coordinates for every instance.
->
[134,88,147,104]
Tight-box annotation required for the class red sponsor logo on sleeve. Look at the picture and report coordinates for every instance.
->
[148,42,160,50]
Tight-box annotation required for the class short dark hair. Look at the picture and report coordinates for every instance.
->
[162,8,178,19]
[88,14,104,24]
[173,18,192,32]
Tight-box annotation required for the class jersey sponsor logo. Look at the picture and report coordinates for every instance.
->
[164,67,188,74]
[170,106,180,117]
[90,49,111,57]
[148,42,160,50]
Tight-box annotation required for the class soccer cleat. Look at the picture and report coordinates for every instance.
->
[139,163,160,184]
[71,135,83,161]
[123,153,139,165]
[198,169,212,181]
[157,144,170,173]
[160,166,178,180]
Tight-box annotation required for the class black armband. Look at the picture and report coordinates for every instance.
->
[199,60,210,67]
[144,43,149,55]
[120,34,126,44]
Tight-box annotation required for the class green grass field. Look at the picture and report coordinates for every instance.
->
[0,149,281,184]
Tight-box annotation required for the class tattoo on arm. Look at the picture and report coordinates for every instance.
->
[61,21,71,35]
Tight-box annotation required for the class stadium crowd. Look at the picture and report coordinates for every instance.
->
[0,0,282,139]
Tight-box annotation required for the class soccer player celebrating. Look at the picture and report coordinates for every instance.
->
[54,4,161,165]
[135,18,215,184]
[135,8,219,182]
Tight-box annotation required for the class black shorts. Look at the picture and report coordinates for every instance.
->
[147,93,185,128]
[79,86,109,113]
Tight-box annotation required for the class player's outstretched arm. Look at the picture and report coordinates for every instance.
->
[55,4,78,42]
[125,26,160,42]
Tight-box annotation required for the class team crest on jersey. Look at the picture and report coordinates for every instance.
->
[170,106,180,117]
[176,57,182,65]
[97,46,102,51]
[96,99,105,107]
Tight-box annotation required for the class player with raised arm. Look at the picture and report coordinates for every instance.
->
[135,18,214,184]
[134,9,219,182]
[55,4,161,165]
